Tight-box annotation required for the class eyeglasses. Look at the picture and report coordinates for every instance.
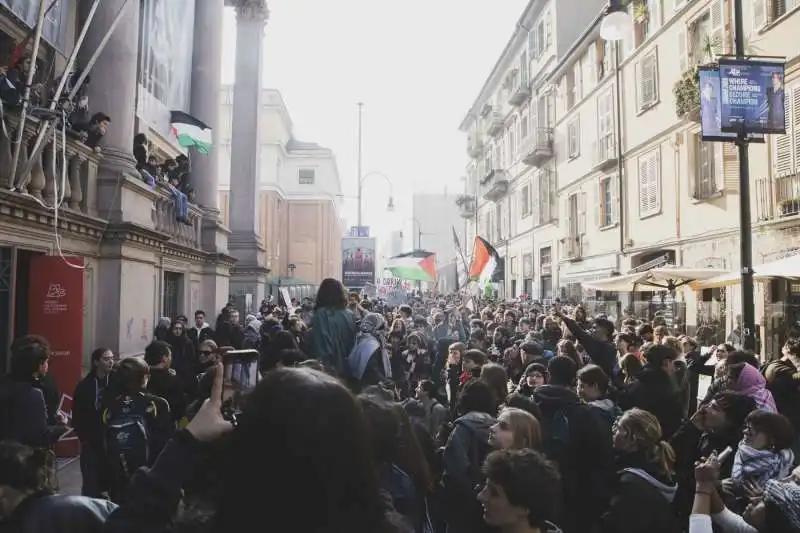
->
[199,350,213,356]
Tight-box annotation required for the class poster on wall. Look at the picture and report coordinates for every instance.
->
[719,59,787,135]
[342,237,376,289]
[27,256,85,400]
[699,66,765,143]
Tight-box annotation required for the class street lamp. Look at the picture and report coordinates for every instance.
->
[357,171,395,227]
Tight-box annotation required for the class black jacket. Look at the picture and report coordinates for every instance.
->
[561,316,617,380]
[0,378,67,446]
[618,366,683,440]
[72,372,109,445]
[534,384,614,533]
[0,494,116,533]
[146,368,186,423]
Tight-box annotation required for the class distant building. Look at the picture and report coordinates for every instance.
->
[411,192,466,269]
[218,87,343,284]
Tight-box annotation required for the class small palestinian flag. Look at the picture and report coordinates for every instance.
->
[385,250,437,282]
[170,111,212,154]
[469,236,503,284]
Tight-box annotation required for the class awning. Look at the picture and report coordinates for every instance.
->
[692,254,800,289]
[582,266,727,292]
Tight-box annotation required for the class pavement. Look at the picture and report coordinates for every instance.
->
[56,457,83,495]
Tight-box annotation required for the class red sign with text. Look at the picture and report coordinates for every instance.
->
[28,256,85,398]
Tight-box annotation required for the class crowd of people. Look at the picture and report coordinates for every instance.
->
[1,277,799,533]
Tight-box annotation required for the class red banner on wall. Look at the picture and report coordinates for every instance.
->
[28,256,85,397]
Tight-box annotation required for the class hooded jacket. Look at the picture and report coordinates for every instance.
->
[534,384,614,533]
[618,365,683,440]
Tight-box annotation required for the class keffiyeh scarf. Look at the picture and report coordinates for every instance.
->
[764,478,800,531]
[731,441,794,489]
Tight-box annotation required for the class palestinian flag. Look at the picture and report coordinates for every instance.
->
[170,111,212,154]
[469,236,503,283]
[384,250,437,282]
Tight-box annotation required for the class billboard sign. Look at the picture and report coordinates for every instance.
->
[719,59,787,135]
[699,66,764,142]
[349,226,370,237]
[342,237,376,288]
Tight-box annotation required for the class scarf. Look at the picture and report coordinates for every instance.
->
[731,440,794,489]
[734,364,777,412]
[347,313,392,380]
[764,478,800,531]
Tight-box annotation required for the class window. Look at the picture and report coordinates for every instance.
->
[540,246,552,267]
[510,257,518,276]
[520,185,531,216]
[773,85,800,176]
[638,148,661,216]
[566,62,582,109]
[583,46,597,93]
[508,119,517,159]
[519,51,529,84]
[596,89,615,162]
[694,134,718,198]
[532,170,556,225]
[520,107,529,139]
[298,168,315,184]
[598,176,615,227]
[529,12,551,59]
[635,49,659,111]
[762,0,800,25]
[687,1,724,66]
[567,118,580,158]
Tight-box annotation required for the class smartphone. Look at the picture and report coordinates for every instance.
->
[716,446,734,464]
[220,349,260,422]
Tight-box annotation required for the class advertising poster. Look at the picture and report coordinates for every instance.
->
[27,256,85,401]
[342,237,376,288]
[699,67,764,142]
[719,59,787,134]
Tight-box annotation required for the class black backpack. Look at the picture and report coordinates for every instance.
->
[103,394,156,482]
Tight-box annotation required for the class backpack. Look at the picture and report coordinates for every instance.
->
[103,395,155,482]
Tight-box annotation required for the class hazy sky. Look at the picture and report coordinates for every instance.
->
[221,0,528,245]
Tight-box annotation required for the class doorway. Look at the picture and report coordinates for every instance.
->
[162,271,184,319]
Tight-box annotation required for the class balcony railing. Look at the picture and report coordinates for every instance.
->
[755,172,800,221]
[592,136,617,170]
[467,136,483,159]
[481,169,509,202]
[0,113,102,217]
[522,127,554,167]
[455,194,476,218]
[486,112,504,137]
[152,187,203,248]
[508,80,531,107]
[0,110,202,248]
[562,234,582,261]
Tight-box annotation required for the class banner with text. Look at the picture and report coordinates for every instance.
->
[720,59,786,135]
[342,237,376,288]
[28,256,85,398]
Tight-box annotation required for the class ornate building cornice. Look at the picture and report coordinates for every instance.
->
[0,190,106,242]
[231,0,269,22]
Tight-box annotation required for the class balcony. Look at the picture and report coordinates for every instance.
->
[486,112,504,137]
[481,169,509,202]
[455,194,477,218]
[0,111,203,248]
[0,113,102,218]
[592,137,617,171]
[508,80,531,107]
[522,127,554,167]
[562,234,582,261]
[467,135,484,159]
[152,187,203,248]
[755,173,800,222]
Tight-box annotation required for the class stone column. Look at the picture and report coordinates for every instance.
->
[190,0,224,214]
[78,0,138,174]
[227,0,269,311]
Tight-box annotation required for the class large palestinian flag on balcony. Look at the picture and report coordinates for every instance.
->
[469,236,503,284]
[385,250,437,282]
[170,111,212,154]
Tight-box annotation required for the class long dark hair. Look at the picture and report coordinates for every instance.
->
[212,368,394,533]
[315,278,348,310]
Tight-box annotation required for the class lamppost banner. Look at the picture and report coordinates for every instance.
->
[342,237,376,289]
[719,59,787,135]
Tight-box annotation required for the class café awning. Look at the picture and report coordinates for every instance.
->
[582,266,728,292]
[692,254,800,289]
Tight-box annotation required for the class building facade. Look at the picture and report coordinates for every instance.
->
[459,0,607,300]
[410,192,465,268]
[0,0,238,370]
[461,0,800,343]
[218,86,343,286]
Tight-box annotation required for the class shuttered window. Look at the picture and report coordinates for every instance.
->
[638,148,661,217]
[635,49,659,111]
[568,118,580,158]
[597,175,617,228]
[773,85,800,176]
